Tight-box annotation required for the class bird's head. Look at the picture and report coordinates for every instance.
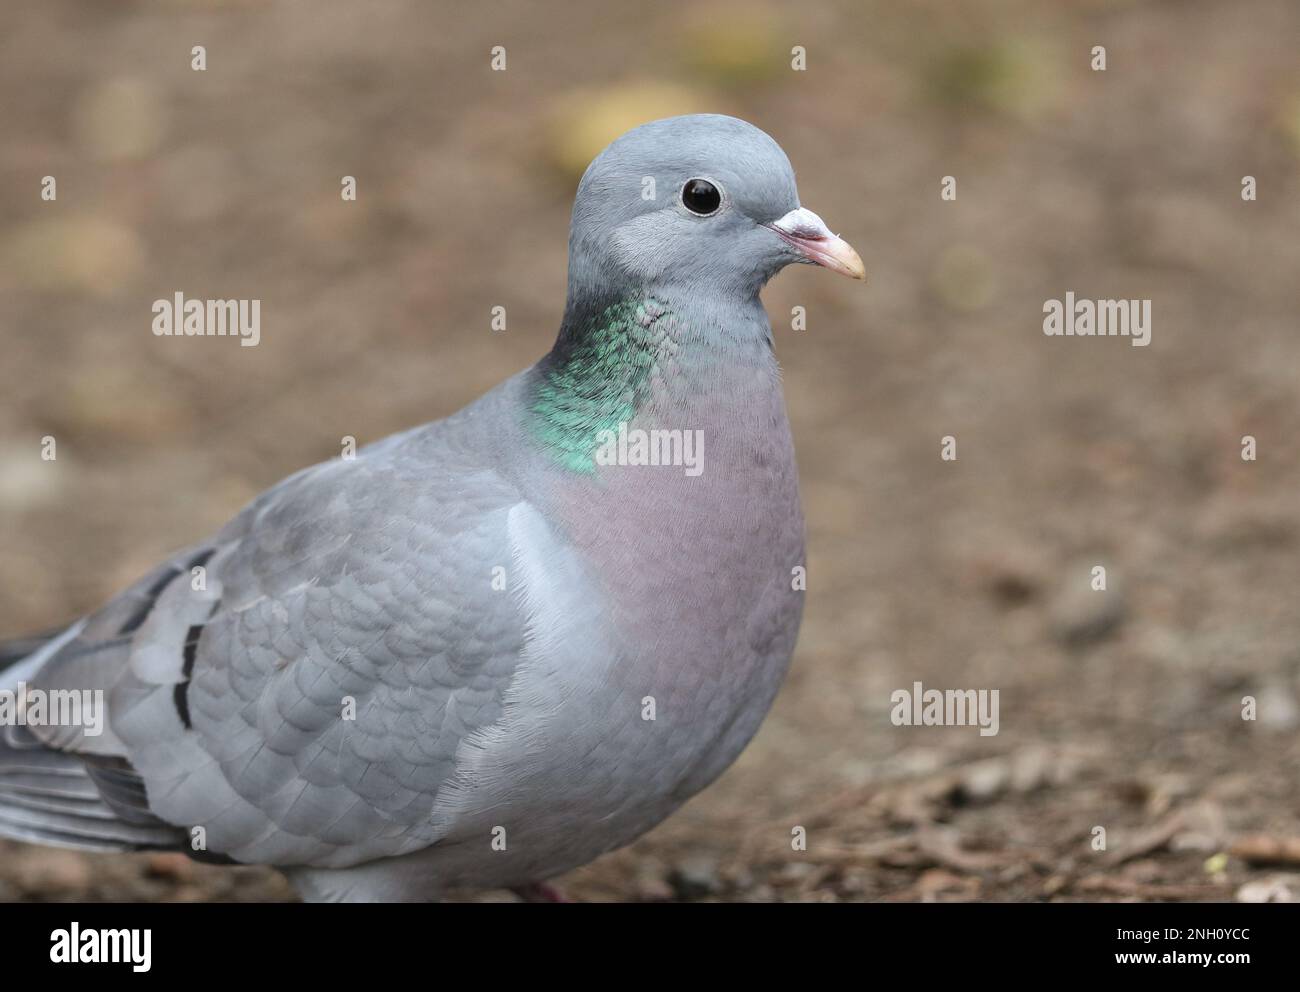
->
[567,114,864,299]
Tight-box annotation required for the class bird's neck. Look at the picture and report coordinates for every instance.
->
[526,286,778,474]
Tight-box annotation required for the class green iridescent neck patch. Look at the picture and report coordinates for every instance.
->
[528,298,671,473]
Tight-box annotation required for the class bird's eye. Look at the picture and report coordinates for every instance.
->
[681,178,722,216]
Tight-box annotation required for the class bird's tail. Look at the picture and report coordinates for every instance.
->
[0,625,185,852]
[0,630,61,668]
[0,625,78,694]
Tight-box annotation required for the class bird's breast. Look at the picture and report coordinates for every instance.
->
[540,372,806,734]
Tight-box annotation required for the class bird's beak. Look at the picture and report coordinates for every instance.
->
[765,207,866,281]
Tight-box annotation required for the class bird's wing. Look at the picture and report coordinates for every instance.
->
[4,427,533,868]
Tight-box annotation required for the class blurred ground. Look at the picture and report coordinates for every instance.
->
[2,0,1299,902]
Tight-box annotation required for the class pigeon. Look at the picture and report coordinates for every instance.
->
[0,114,864,901]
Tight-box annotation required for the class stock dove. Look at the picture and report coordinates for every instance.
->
[0,114,864,901]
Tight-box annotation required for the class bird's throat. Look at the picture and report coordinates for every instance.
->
[526,288,780,475]
[527,296,673,474]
